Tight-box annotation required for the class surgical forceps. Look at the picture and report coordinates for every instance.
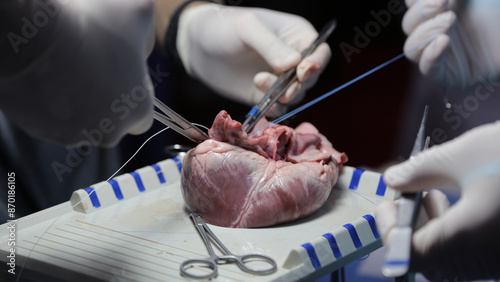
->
[241,19,337,133]
[153,97,209,143]
[382,105,430,279]
[180,213,277,279]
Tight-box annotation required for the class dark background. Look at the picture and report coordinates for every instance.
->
[121,0,415,171]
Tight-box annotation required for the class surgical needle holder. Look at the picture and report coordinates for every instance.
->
[181,213,277,279]
[153,97,209,143]
[241,19,337,133]
[382,105,430,279]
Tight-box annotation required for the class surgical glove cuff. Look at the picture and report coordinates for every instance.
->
[164,0,216,73]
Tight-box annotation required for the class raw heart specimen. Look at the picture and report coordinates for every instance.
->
[181,111,347,228]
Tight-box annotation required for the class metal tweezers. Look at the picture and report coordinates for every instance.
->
[241,19,337,133]
[382,105,430,279]
[153,97,209,143]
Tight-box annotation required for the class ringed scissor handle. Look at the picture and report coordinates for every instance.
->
[180,213,277,279]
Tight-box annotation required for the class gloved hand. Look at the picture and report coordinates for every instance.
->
[402,0,500,89]
[0,0,155,147]
[376,121,500,281]
[176,3,331,115]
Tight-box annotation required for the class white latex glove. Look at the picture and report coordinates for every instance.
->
[376,121,500,281]
[0,0,155,147]
[402,0,500,89]
[176,3,331,115]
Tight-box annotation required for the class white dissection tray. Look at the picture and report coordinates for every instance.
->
[0,157,398,281]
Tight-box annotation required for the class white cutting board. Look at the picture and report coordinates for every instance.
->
[0,158,397,281]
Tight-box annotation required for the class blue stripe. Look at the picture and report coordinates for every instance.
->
[349,169,365,190]
[343,224,362,249]
[322,233,342,258]
[83,187,101,208]
[130,172,146,192]
[362,214,380,239]
[107,179,124,200]
[376,175,387,196]
[247,106,259,117]
[301,243,321,269]
[151,164,166,184]
[384,259,409,266]
[172,157,183,173]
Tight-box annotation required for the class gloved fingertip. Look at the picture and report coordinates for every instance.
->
[296,43,330,81]
[253,72,268,85]
[423,189,450,218]
[419,34,450,75]
[383,165,409,188]
[254,72,276,92]
[432,34,450,51]
[433,0,448,11]
[435,10,456,28]
[297,61,316,82]
[424,34,449,53]
[278,81,300,104]
[419,0,448,18]
[273,51,301,72]
[128,111,154,135]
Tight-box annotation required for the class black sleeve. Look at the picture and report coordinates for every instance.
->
[164,0,217,72]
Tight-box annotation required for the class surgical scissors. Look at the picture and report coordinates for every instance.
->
[153,97,209,143]
[180,213,277,279]
[241,19,337,133]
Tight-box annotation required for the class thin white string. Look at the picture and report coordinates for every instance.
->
[16,125,172,280]
[104,127,170,182]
